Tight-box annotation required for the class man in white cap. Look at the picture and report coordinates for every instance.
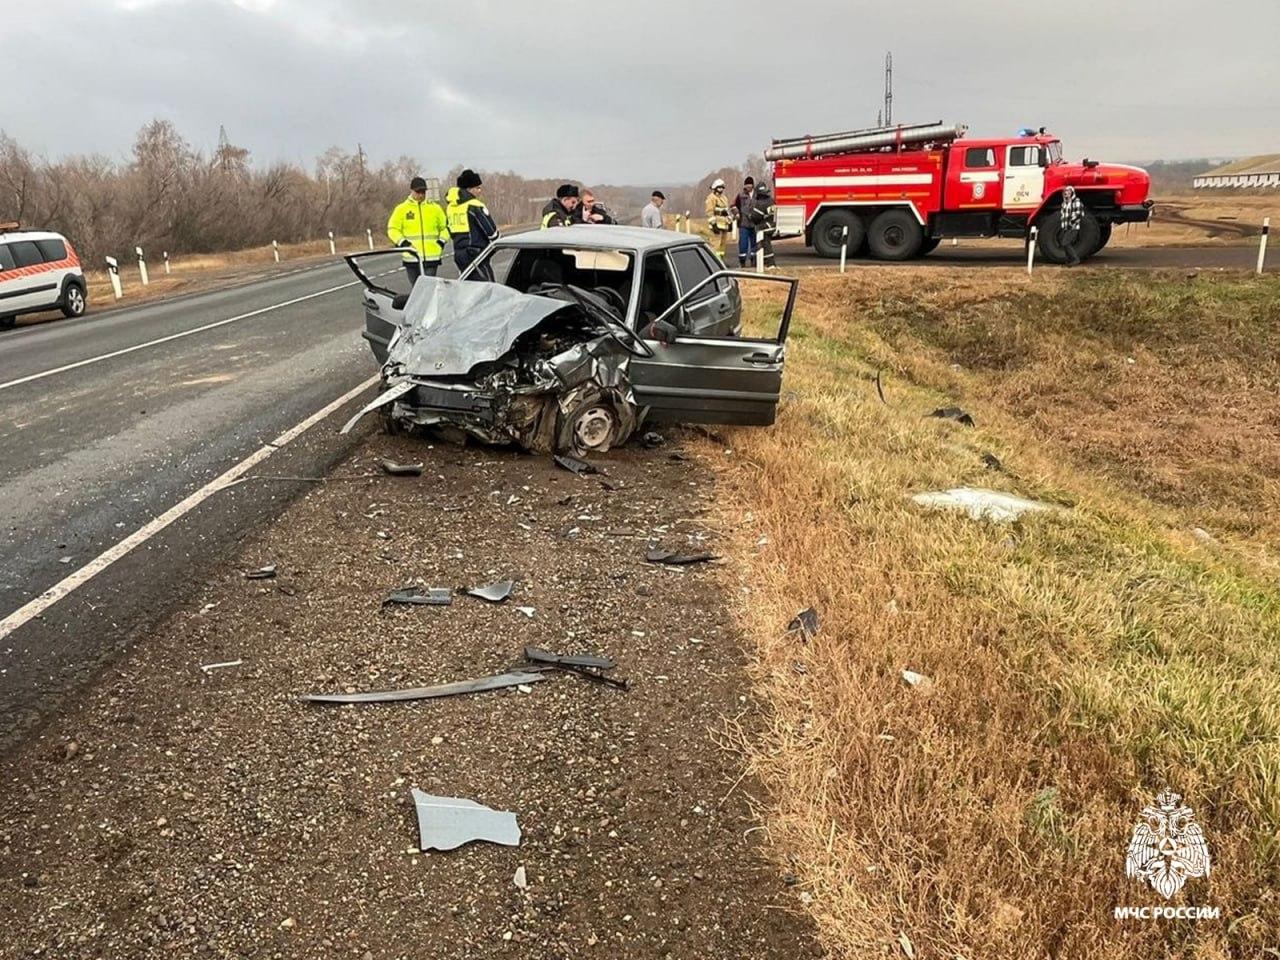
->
[704,178,732,258]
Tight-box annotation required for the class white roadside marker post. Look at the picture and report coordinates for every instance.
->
[951,237,958,246]
[328,231,336,256]
[755,231,764,273]
[731,219,738,240]
[685,210,691,234]
[1257,217,1270,275]
[273,240,280,263]
[839,225,849,274]
[136,246,149,286]
[1026,226,1038,276]
[105,256,123,300]
[163,251,170,275]
[366,228,374,251]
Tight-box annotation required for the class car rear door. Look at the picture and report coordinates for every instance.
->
[668,244,741,337]
[628,267,798,426]
[0,240,55,314]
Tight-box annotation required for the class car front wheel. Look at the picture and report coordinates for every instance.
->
[61,282,87,318]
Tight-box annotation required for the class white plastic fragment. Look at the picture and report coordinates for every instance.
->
[513,865,528,889]
[411,789,521,851]
[911,487,1057,522]
[901,669,934,691]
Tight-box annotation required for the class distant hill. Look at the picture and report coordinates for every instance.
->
[1131,159,1229,193]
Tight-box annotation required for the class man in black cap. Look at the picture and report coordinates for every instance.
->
[732,177,757,267]
[540,184,580,229]
[387,175,449,284]
[446,168,500,280]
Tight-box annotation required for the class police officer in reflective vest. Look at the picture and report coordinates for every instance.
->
[541,184,579,229]
[446,168,500,280]
[387,176,449,284]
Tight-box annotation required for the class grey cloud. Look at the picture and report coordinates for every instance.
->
[1,0,1276,185]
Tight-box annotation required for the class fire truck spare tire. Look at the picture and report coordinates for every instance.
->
[1036,210,1101,264]
[811,209,866,259]
[868,209,923,261]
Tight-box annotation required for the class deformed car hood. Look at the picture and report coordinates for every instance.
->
[387,278,572,377]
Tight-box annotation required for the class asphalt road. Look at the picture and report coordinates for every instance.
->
[0,251,430,748]
[771,239,1277,271]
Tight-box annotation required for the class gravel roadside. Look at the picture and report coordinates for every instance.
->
[0,431,820,959]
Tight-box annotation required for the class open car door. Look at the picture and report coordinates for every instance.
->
[628,270,798,426]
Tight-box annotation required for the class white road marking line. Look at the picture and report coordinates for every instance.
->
[0,373,380,642]
[0,278,364,393]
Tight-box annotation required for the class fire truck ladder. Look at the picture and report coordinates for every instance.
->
[765,121,967,162]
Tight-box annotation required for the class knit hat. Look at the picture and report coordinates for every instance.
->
[410,176,427,191]
[556,183,580,199]
[457,169,482,189]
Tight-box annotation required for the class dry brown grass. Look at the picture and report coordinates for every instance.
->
[695,268,1280,957]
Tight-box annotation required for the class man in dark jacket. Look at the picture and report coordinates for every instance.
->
[572,189,616,224]
[541,184,580,228]
[446,168,500,280]
[748,182,776,269]
[731,176,757,267]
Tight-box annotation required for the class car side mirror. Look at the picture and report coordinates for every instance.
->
[647,319,678,343]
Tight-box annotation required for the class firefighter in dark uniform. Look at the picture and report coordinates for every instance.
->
[749,181,776,268]
[446,168,500,280]
[541,184,580,228]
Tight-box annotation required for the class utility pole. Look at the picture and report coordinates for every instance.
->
[884,52,893,127]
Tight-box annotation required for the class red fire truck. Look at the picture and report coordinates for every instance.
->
[768,121,1153,263]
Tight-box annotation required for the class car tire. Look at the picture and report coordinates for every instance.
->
[60,280,87,318]
[555,388,632,455]
[811,209,866,259]
[867,209,924,261]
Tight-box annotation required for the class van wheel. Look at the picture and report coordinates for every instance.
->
[811,210,866,259]
[61,282,87,318]
[868,209,923,260]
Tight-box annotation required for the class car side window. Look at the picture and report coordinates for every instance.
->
[695,246,731,292]
[8,240,42,268]
[0,244,15,271]
[35,238,67,262]
[964,147,996,168]
[638,252,678,324]
[670,247,716,304]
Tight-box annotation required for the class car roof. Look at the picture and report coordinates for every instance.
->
[492,225,708,253]
[0,229,65,244]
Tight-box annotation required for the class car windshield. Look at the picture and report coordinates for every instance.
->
[484,245,636,305]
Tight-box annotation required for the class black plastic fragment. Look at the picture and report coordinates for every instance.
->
[645,547,719,566]
[245,564,277,580]
[553,454,599,476]
[380,458,424,476]
[927,406,975,427]
[524,646,616,670]
[642,431,665,449]
[786,606,820,639]
[982,452,1003,471]
[384,585,453,606]
[467,579,515,603]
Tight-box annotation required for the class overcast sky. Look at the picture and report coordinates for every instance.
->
[2,0,1276,184]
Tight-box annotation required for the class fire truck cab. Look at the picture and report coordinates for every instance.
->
[770,122,1153,263]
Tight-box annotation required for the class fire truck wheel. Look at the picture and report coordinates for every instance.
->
[917,237,941,257]
[868,209,923,261]
[812,210,866,259]
[1084,221,1112,259]
[1037,211,1101,264]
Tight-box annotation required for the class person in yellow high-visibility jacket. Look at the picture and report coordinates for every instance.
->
[704,178,732,257]
[446,168,500,281]
[387,176,449,285]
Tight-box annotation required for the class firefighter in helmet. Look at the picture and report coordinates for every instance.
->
[704,178,732,258]
[748,181,776,269]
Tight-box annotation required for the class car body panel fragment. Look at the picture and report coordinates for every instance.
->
[411,789,522,851]
[303,670,545,704]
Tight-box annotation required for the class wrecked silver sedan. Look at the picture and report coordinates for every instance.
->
[343,226,797,455]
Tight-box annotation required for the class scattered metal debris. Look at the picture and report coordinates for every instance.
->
[520,646,628,690]
[927,406,975,426]
[642,431,665,449]
[786,607,820,639]
[468,579,515,603]
[379,458,424,477]
[981,452,1003,471]
[411,789,521,851]
[383,585,453,606]
[200,659,243,675]
[516,606,536,618]
[244,564,277,580]
[874,368,889,406]
[303,670,546,704]
[645,547,719,565]
[668,451,689,462]
[911,488,1058,523]
[553,454,599,476]
[599,478,619,492]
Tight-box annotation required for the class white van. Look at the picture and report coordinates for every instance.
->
[0,226,87,328]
